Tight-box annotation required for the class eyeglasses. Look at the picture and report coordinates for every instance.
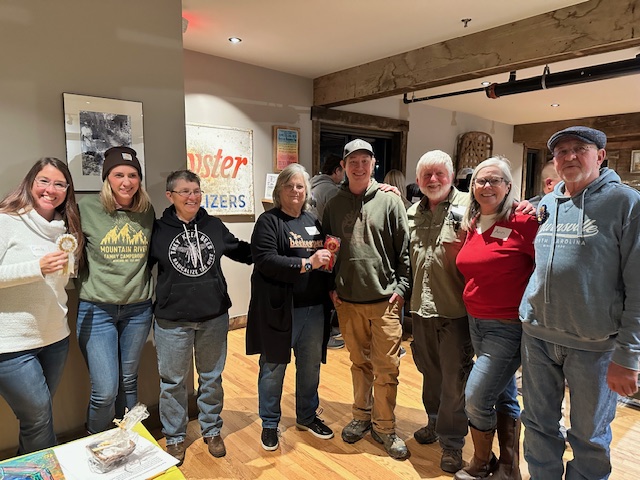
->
[474,177,505,188]
[171,189,203,197]
[553,144,595,159]
[283,183,305,192]
[35,177,69,191]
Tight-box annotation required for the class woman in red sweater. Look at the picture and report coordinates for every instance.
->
[454,156,538,480]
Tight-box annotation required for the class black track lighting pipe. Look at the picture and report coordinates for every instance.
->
[402,56,640,104]
[403,86,486,103]
[486,56,640,99]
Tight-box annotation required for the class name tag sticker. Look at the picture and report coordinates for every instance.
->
[305,226,320,235]
[491,226,512,240]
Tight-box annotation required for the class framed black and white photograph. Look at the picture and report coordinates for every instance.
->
[63,93,145,191]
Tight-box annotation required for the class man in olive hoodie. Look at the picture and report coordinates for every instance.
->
[322,139,411,460]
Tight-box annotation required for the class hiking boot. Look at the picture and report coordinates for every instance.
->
[296,415,334,439]
[414,424,439,444]
[261,427,279,451]
[204,435,226,458]
[371,430,410,460]
[327,336,345,349]
[166,441,185,466]
[441,448,463,473]
[341,419,372,444]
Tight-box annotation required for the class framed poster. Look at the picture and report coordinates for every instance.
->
[63,93,145,191]
[273,126,299,172]
[631,150,640,173]
[186,123,254,216]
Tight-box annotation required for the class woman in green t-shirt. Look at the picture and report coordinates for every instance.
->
[75,146,155,433]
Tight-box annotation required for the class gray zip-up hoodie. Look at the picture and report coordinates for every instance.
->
[519,168,640,370]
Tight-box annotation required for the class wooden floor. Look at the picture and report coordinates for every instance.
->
[159,328,640,479]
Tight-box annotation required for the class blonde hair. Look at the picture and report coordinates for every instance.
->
[383,169,408,194]
[462,156,517,231]
[100,177,152,213]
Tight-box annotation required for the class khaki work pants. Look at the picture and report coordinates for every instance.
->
[336,299,402,434]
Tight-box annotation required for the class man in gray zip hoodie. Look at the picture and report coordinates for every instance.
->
[519,126,640,480]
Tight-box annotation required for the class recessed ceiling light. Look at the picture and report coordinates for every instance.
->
[481,81,491,86]
[228,37,242,44]
[551,103,560,107]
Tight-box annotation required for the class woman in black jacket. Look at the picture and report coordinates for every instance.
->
[246,163,334,452]
[149,170,252,465]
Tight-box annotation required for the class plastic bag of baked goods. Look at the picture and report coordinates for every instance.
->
[86,404,150,473]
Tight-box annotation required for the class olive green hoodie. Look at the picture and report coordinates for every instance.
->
[322,180,410,303]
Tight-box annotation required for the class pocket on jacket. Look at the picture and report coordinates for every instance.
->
[158,280,228,320]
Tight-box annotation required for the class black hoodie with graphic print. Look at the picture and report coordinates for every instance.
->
[149,205,252,322]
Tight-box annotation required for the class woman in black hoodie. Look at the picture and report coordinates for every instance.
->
[149,170,252,465]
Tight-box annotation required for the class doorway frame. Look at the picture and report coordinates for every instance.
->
[311,106,409,175]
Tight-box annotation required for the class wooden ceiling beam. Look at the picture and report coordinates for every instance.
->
[313,0,640,107]
[513,112,640,148]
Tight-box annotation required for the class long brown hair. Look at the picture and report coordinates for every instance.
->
[0,157,84,258]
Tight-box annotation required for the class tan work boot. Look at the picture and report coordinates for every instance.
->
[491,413,522,480]
[454,426,497,480]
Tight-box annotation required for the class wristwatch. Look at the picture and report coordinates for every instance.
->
[304,259,313,272]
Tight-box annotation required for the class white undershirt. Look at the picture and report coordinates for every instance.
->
[477,213,498,234]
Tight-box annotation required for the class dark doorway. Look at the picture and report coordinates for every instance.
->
[319,129,394,183]
[524,149,540,200]
[311,107,409,182]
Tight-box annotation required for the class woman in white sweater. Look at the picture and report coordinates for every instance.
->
[0,158,83,454]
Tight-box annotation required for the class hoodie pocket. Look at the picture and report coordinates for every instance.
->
[158,280,228,320]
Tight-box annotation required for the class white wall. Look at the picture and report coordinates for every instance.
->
[183,50,314,317]
[0,0,186,452]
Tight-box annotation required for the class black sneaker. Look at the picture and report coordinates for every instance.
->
[261,427,279,451]
[327,336,345,349]
[296,416,334,439]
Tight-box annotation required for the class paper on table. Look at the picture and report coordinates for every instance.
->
[54,432,178,480]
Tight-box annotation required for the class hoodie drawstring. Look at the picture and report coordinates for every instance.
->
[182,223,204,268]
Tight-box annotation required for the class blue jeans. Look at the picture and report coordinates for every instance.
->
[521,332,617,480]
[154,314,229,445]
[258,304,324,428]
[0,337,69,454]
[76,300,153,433]
[465,316,522,431]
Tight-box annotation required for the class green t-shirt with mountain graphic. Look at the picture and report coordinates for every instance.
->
[76,194,155,304]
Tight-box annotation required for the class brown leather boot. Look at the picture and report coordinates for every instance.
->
[491,412,522,480]
[454,426,497,480]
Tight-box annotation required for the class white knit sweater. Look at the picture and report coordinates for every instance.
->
[0,209,70,354]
